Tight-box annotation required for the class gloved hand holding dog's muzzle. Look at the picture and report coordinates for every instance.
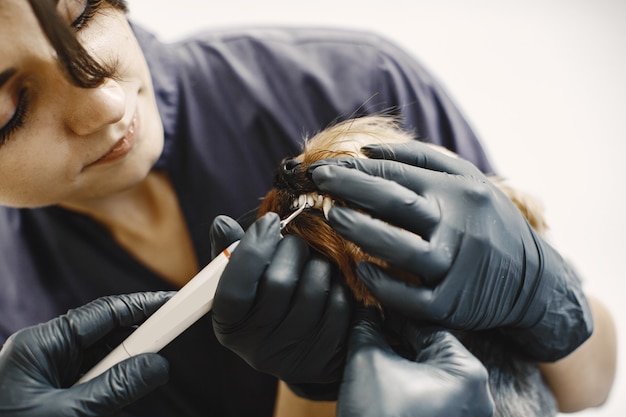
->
[309,141,593,361]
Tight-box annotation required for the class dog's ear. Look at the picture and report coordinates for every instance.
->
[489,176,549,235]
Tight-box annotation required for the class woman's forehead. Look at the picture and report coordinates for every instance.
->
[0,0,31,21]
[0,0,39,41]
[0,1,52,66]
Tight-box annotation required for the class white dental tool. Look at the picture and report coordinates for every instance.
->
[279,200,308,230]
[76,240,240,384]
[76,205,307,385]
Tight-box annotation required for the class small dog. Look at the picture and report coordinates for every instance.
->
[258,115,556,417]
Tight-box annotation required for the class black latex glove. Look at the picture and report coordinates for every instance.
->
[338,308,494,417]
[0,292,172,417]
[310,141,593,361]
[209,213,353,400]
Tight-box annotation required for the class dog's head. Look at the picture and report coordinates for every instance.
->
[258,115,547,307]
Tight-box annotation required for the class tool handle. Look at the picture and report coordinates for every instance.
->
[75,241,240,384]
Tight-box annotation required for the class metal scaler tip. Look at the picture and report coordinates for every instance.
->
[279,198,308,230]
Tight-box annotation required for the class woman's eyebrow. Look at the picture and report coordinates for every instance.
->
[0,68,16,89]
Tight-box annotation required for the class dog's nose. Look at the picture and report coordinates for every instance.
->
[282,158,301,173]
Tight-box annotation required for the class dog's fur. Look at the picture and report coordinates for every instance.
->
[258,116,556,417]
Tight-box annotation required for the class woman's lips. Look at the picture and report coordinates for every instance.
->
[91,114,138,166]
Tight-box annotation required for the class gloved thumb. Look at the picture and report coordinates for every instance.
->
[347,307,391,355]
[404,325,483,374]
[69,354,169,416]
[404,326,454,359]
[210,215,245,258]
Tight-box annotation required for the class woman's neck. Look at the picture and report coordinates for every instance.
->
[59,170,199,286]
[59,171,170,234]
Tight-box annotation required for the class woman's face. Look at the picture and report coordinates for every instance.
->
[0,0,164,207]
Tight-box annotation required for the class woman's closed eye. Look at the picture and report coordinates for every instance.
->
[56,0,104,31]
[0,89,30,147]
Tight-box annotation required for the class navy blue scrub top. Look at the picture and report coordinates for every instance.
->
[0,23,493,416]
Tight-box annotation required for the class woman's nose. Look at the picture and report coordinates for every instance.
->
[64,78,126,136]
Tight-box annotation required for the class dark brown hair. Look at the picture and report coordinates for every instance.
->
[27,0,128,88]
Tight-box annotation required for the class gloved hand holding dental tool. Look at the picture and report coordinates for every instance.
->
[209,213,353,400]
[309,140,593,361]
[337,308,494,417]
[0,292,172,417]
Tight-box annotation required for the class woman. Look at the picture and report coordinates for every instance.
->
[0,1,616,416]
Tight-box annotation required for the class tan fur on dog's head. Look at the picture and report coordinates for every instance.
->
[258,115,548,306]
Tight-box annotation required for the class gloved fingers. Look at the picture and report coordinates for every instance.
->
[329,206,448,282]
[278,253,334,333]
[311,164,440,236]
[66,292,174,348]
[356,261,447,321]
[404,326,491,395]
[209,215,245,259]
[346,306,391,355]
[252,234,310,323]
[313,279,353,369]
[325,277,354,330]
[70,353,169,415]
[361,141,483,177]
[311,159,442,209]
[406,326,471,364]
[281,279,353,384]
[79,327,137,379]
[212,213,282,326]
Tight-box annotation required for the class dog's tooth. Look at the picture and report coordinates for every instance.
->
[314,194,324,209]
[298,194,306,208]
[322,197,333,220]
[306,194,315,208]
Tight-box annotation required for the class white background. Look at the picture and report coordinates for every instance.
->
[128,1,625,415]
